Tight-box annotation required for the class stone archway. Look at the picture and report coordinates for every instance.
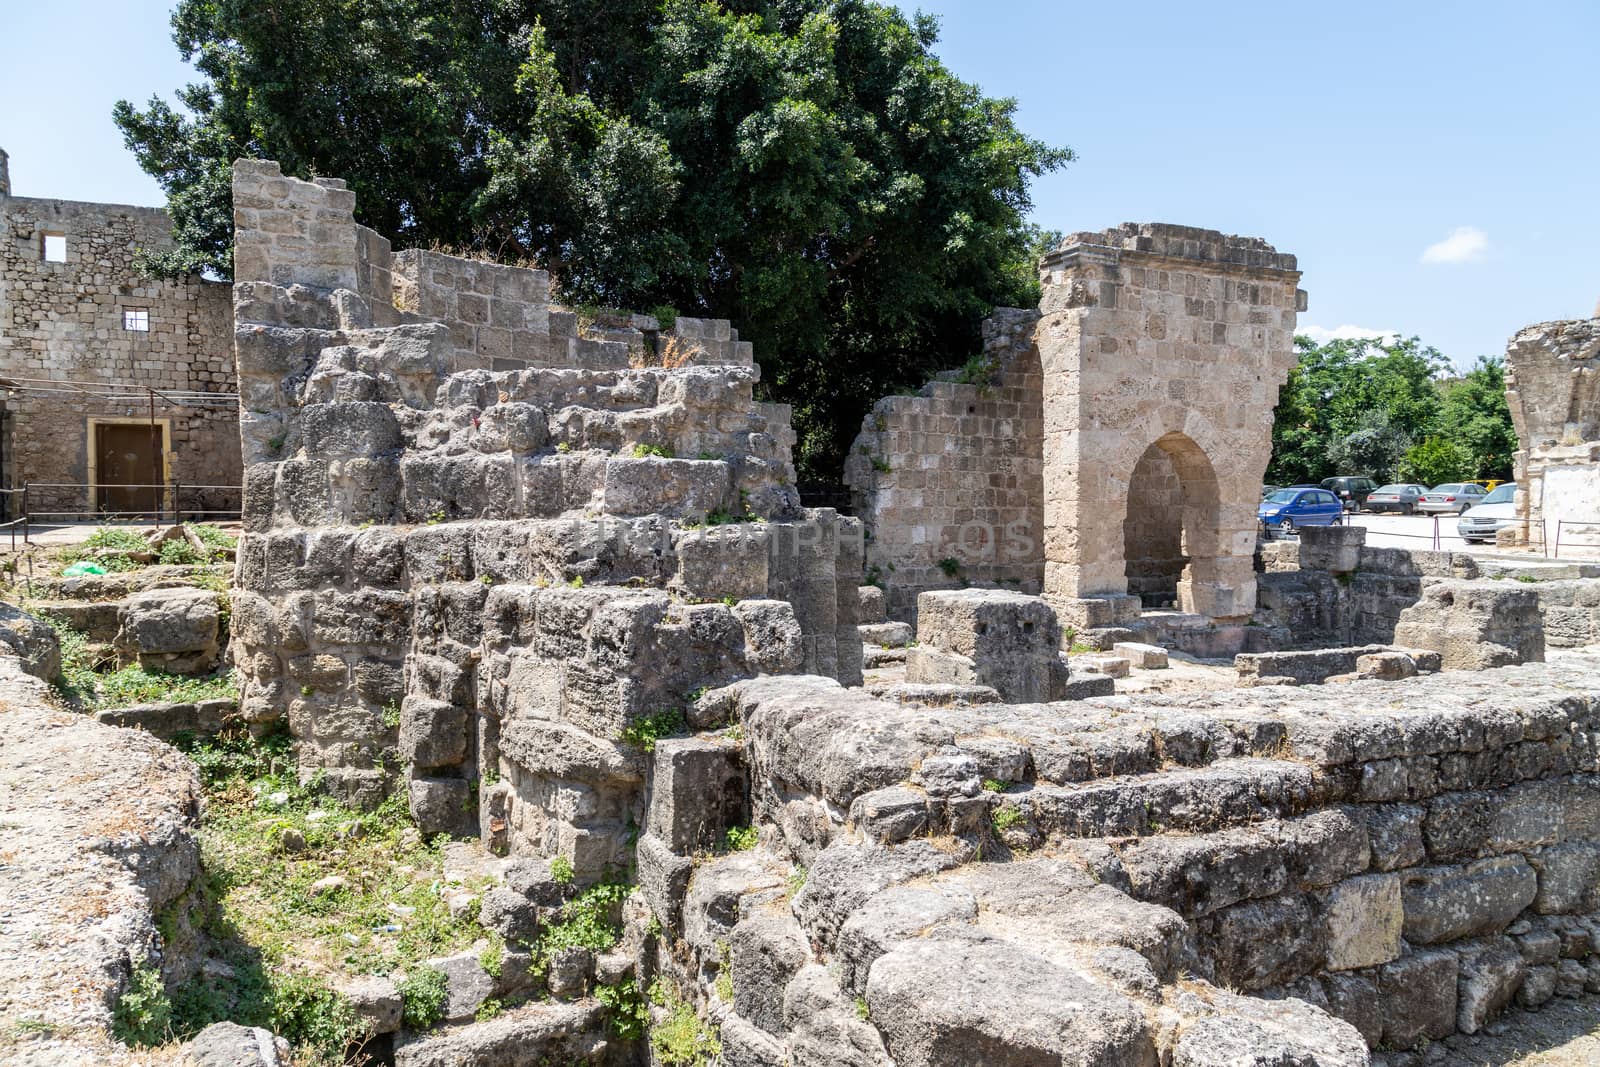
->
[1120,432,1224,615]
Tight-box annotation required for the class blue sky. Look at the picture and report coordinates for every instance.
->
[3,0,1596,369]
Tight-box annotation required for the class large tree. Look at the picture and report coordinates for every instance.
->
[114,0,1069,478]
[1268,336,1516,486]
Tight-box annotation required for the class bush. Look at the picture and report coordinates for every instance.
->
[159,538,203,565]
[112,963,172,1047]
[399,967,449,1030]
[1399,436,1473,487]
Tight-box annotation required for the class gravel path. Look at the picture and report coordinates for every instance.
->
[1432,997,1600,1065]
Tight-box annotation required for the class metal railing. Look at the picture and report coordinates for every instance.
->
[0,481,243,547]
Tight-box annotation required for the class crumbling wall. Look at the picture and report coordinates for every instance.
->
[639,656,1600,1063]
[228,161,859,883]
[1504,317,1600,546]
[844,309,1044,621]
[0,152,238,514]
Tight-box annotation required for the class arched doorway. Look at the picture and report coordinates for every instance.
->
[1121,432,1222,615]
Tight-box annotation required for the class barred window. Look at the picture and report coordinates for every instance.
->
[122,308,150,332]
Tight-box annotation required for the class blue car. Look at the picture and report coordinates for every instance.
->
[1259,487,1344,536]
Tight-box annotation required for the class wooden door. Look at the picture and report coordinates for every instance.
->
[96,424,163,517]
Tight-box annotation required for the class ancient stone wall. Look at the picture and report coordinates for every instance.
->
[638,654,1600,1064]
[1504,317,1600,547]
[844,309,1044,620]
[228,160,859,881]
[0,150,239,515]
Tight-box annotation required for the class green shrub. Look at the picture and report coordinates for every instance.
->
[724,826,758,852]
[596,978,649,1040]
[159,538,202,565]
[649,978,720,1066]
[631,442,674,459]
[991,805,1024,833]
[113,963,172,1047]
[400,967,449,1030]
[550,855,576,884]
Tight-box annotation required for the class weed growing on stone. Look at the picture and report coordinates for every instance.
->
[785,866,807,898]
[724,825,758,852]
[991,805,1024,834]
[595,978,649,1040]
[162,729,492,1058]
[981,778,1009,793]
[648,978,721,1066]
[399,967,449,1030]
[537,881,630,963]
[632,442,674,459]
[618,707,686,751]
[112,963,172,1047]
[550,855,576,884]
[936,557,962,579]
[855,995,871,1021]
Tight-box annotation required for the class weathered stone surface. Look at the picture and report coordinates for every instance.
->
[182,1021,290,1067]
[730,904,811,1034]
[392,999,619,1067]
[647,738,746,854]
[909,589,1067,703]
[1456,937,1527,1035]
[117,586,221,672]
[0,601,60,681]
[1531,842,1600,914]
[1379,948,1459,1047]
[408,777,473,835]
[865,935,1154,1067]
[1112,641,1168,669]
[336,975,402,1035]
[399,696,467,771]
[1323,874,1402,970]
[1401,856,1538,944]
[1392,581,1545,669]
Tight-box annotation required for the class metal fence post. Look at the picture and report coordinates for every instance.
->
[1555,520,1563,560]
[22,483,29,545]
[173,481,183,526]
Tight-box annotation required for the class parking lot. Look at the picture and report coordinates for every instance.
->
[1335,511,1600,560]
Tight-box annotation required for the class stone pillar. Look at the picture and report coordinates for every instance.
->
[1035,224,1304,624]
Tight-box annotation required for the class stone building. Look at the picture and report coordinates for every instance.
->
[0,147,239,519]
[847,223,1305,641]
[1503,315,1600,548]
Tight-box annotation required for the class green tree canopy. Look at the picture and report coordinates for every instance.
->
[1267,335,1517,486]
[114,0,1070,478]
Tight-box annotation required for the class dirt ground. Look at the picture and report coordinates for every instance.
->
[1431,997,1600,1065]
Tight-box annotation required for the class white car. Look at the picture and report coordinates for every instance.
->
[1457,483,1516,543]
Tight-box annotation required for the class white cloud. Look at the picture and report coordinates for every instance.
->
[1421,226,1489,265]
[1297,324,1399,345]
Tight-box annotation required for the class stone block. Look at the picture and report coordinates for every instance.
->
[1530,842,1600,914]
[1456,937,1527,1035]
[1112,641,1168,669]
[858,585,887,625]
[1297,524,1365,574]
[1200,894,1327,991]
[1076,654,1130,678]
[1379,949,1458,1046]
[911,588,1065,703]
[730,906,810,1036]
[407,777,472,835]
[117,587,220,670]
[637,832,693,931]
[647,738,747,854]
[859,621,913,648]
[602,457,730,518]
[1323,874,1402,970]
[1401,856,1537,944]
[399,695,467,771]
[1392,580,1545,670]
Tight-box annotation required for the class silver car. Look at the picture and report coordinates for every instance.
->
[1365,483,1427,514]
[1457,483,1517,543]
[1418,483,1487,515]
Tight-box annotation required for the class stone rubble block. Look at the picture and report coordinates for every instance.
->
[646,738,747,854]
[858,621,913,648]
[1077,653,1131,678]
[1112,641,1168,669]
[910,588,1068,702]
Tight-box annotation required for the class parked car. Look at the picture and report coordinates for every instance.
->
[1261,484,1281,499]
[1417,483,1488,515]
[1364,483,1428,515]
[1259,487,1344,536]
[1320,476,1379,512]
[1457,483,1517,543]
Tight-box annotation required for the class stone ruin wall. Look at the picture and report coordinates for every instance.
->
[642,651,1600,1065]
[228,159,861,881]
[844,308,1045,621]
[847,224,1304,637]
[1504,316,1600,548]
[0,149,239,514]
